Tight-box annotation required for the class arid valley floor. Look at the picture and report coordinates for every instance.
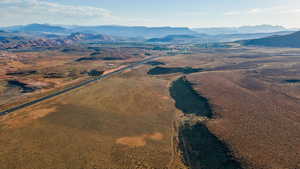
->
[0,44,300,169]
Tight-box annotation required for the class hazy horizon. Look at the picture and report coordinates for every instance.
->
[1,23,296,30]
[0,0,300,28]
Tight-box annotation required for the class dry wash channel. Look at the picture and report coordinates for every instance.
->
[170,77,243,169]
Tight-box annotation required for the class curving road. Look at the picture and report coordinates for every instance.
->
[0,56,162,116]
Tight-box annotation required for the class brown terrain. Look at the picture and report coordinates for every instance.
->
[0,45,160,111]
[157,47,300,169]
[0,44,300,169]
[0,66,186,169]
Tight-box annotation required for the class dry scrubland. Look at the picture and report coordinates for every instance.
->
[1,46,300,169]
[0,66,187,169]
[0,47,155,110]
[158,47,300,169]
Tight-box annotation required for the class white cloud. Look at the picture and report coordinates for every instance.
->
[224,6,300,16]
[224,8,265,16]
[0,0,117,26]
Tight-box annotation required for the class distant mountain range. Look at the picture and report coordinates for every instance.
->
[1,24,299,48]
[192,25,296,35]
[145,31,294,44]
[68,25,197,38]
[147,35,199,43]
[3,24,67,33]
[1,24,197,38]
[240,31,300,48]
[0,31,115,50]
[1,24,298,40]
[0,30,70,50]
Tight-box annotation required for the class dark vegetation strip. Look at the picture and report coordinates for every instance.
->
[75,57,101,62]
[43,72,64,78]
[179,123,243,169]
[283,79,300,83]
[75,56,124,62]
[87,70,104,76]
[148,66,203,75]
[169,77,212,118]
[144,61,166,66]
[101,57,125,61]
[6,70,37,76]
[90,52,102,56]
[7,80,36,93]
[169,77,243,169]
[0,56,161,116]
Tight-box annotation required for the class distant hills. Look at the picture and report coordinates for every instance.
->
[1,24,297,40]
[3,24,67,33]
[192,25,293,35]
[0,31,115,50]
[1,24,197,38]
[0,30,71,50]
[147,35,199,43]
[145,31,293,44]
[1,24,299,48]
[68,25,197,38]
[240,31,300,48]
[67,32,114,41]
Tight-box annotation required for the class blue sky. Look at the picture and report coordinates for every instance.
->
[0,0,300,28]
